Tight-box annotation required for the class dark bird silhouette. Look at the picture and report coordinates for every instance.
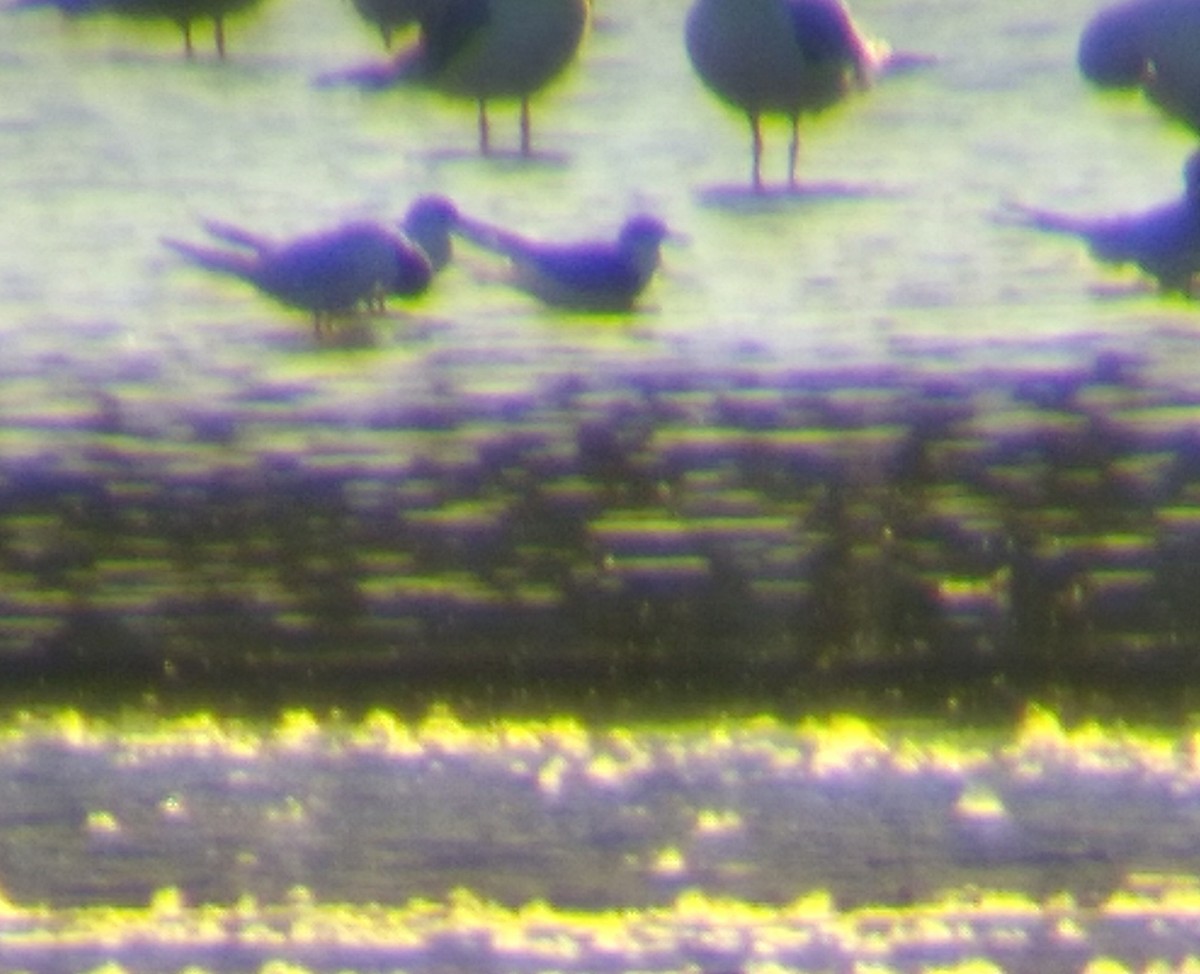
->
[399,194,459,272]
[321,0,590,156]
[454,212,670,311]
[164,219,433,333]
[1002,151,1200,296]
[1078,0,1200,134]
[685,0,884,191]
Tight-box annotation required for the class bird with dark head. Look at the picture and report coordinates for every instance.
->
[350,0,421,48]
[1001,150,1200,296]
[1078,0,1200,134]
[164,218,434,334]
[685,0,884,191]
[454,210,671,311]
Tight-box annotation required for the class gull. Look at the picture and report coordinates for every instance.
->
[1078,0,1200,134]
[8,0,265,57]
[321,0,590,156]
[453,211,670,311]
[163,219,433,333]
[685,0,885,192]
[1001,151,1200,296]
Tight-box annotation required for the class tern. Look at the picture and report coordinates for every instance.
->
[164,219,433,333]
[8,0,265,57]
[454,211,670,311]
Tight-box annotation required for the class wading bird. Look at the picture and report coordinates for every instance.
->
[322,0,590,156]
[453,211,670,311]
[164,219,433,334]
[1002,151,1200,296]
[684,0,884,192]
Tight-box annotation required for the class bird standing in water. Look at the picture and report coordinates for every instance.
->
[453,211,670,311]
[322,0,590,156]
[685,0,883,192]
[1078,0,1200,134]
[1002,151,1200,296]
[163,218,434,334]
[8,0,266,57]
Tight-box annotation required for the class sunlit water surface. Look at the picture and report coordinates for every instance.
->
[4,707,1200,973]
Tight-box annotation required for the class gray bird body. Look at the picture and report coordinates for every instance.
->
[164,220,433,331]
[1079,0,1200,133]
[456,213,669,311]
[323,0,589,154]
[1007,199,1200,294]
[685,0,877,190]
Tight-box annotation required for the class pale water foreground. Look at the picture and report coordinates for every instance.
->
[5,707,1200,973]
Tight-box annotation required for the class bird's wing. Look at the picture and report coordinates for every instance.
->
[518,245,642,309]
[785,0,870,71]
[420,0,491,73]
[162,237,258,281]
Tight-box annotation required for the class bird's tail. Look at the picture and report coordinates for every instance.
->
[453,215,534,261]
[162,237,258,281]
[201,219,274,253]
[996,200,1093,236]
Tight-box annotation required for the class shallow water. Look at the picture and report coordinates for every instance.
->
[7,5,1200,964]
[6,0,1200,711]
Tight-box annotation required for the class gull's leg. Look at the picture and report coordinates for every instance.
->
[214,15,226,59]
[787,112,800,190]
[749,111,763,192]
[519,97,532,156]
[477,98,491,155]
